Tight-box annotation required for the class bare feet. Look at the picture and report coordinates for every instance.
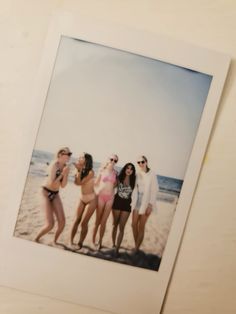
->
[77,242,83,250]
[34,237,40,243]
[132,248,139,255]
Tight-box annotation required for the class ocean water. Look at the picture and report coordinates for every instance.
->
[157,175,183,195]
[29,150,183,195]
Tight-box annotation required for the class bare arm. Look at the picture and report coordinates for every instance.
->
[47,162,64,189]
[94,168,103,187]
[60,166,70,188]
[114,171,118,188]
[75,170,94,186]
[131,179,138,210]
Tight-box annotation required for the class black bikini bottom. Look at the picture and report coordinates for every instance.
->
[42,186,59,202]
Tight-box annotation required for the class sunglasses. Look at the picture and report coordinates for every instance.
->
[62,152,72,156]
[137,160,145,164]
[110,158,118,163]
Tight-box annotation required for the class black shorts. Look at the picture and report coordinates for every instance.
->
[112,194,131,212]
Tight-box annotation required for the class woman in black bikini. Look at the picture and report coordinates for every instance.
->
[112,163,136,255]
[35,147,72,244]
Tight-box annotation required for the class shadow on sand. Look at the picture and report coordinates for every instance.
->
[56,243,161,271]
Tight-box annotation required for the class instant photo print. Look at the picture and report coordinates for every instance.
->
[0,12,230,314]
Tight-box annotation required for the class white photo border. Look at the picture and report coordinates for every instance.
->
[0,11,230,314]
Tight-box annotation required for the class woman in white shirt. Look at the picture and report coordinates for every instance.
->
[131,155,158,253]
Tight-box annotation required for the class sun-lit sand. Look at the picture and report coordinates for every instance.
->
[14,174,178,260]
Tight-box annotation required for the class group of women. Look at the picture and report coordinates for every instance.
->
[35,147,159,255]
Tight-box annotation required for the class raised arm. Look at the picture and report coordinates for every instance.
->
[47,162,64,189]
[75,170,94,186]
[60,165,70,188]
[94,168,103,187]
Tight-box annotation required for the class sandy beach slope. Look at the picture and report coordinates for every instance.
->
[14,175,178,271]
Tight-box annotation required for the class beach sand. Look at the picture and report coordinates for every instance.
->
[14,175,178,271]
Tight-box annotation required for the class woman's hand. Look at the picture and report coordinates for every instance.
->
[73,161,82,171]
[60,166,70,188]
[145,204,152,216]
[62,165,70,176]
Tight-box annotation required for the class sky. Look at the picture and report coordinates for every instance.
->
[35,36,212,180]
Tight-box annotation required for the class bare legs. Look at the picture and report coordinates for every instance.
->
[112,210,130,254]
[92,197,104,244]
[35,191,65,244]
[132,210,150,252]
[36,191,150,253]
[93,197,113,249]
[77,198,97,248]
[70,201,85,245]
[70,198,97,248]
[52,196,65,244]
[112,210,120,247]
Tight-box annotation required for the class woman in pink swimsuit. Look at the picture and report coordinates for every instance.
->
[93,154,118,249]
[70,153,97,249]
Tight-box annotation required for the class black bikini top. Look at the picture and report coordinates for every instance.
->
[55,168,63,182]
[55,168,62,178]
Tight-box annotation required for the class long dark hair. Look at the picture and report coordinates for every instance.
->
[81,153,93,180]
[118,163,136,189]
[142,155,150,172]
